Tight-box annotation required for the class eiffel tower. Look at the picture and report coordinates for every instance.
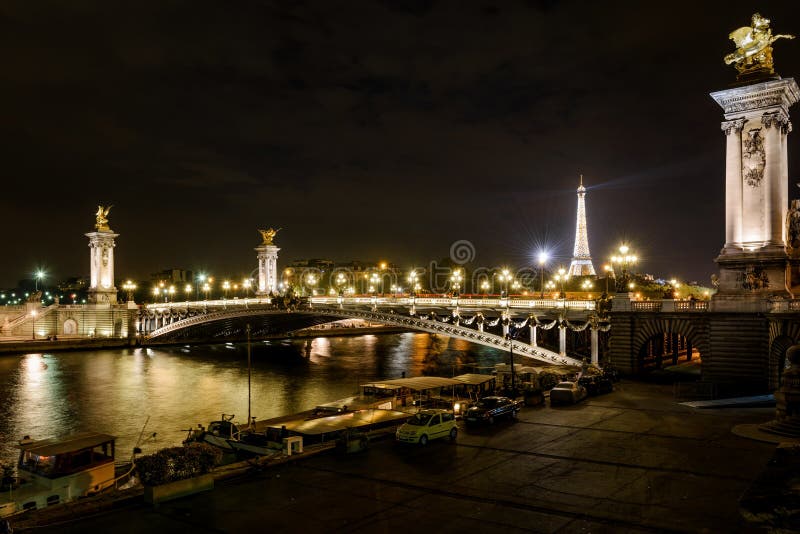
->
[567,175,596,277]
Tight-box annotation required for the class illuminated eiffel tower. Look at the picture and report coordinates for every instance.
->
[567,175,596,277]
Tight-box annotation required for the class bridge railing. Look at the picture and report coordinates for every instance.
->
[630,300,709,312]
[308,296,596,310]
[143,297,272,311]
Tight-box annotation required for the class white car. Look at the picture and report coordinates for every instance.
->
[549,381,588,405]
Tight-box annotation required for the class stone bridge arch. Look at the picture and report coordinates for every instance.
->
[142,306,583,366]
[632,316,709,371]
[610,313,709,375]
[768,318,800,390]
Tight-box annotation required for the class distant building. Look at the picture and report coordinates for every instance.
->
[150,268,193,285]
[57,277,89,292]
[288,259,335,271]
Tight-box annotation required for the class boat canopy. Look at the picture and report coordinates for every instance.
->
[452,374,496,386]
[360,376,461,392]
[18,432,116,457]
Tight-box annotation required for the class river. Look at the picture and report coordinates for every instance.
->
[0,333,509,466]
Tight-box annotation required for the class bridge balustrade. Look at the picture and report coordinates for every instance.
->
[629,300,709,312]
[308,296,596,310]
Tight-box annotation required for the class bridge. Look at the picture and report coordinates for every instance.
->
[138,296,610,367]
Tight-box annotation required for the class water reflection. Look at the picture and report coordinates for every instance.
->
[0,333,507,465]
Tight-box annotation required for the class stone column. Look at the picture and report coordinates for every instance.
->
[85,230,119,305]
[590,326,599,365]
[256,244,280,295]
[763,112,786,247]
[722,119,744,248]
[559,323,566,356]
[530,324,537,347]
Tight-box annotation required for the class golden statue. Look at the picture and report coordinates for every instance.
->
[258,227,281,245]
[724,13,794,79]
[95,205,112,231]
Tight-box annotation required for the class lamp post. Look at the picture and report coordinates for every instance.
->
[497,268,512,297]
[243,278,252,298]
[545,280,556,295]
[610,245,637,293]
[407,270,420,296]
[35,270,45,291]
[449,268,463,297]
[581,279,593,298]
[184,284,192,303]
[369,272,380,295]
[505,325,527,398]
[603,264,612,295]
[195,274,206,300]
[480,280,490,295]
[554,267,568,298]
[336,273,347,295]
[31,310,37,340]
[222,280,231,300]
[122,280,137,302]
[202,283,210,300]
[538,252,548,298]
[152,286,160,302]
[306,274,318,296]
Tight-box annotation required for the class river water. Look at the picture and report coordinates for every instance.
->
[0,333,508,465]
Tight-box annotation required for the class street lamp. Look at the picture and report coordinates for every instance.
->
[168,285,176,302]
[202,283,211,300]
[449,268,463,296]
[407,270,420,296]
[306,274,318,295]
[581,279,593,298]
[610,245,637,293]
[603,264,612,295]
[538,252,548,298]
[195,274,207,300]
[497,268,513,297]
[222,280,231,299]
[335,273,347,295]
[31,310,37,340]
[243,278,252,298]
[554,267,568,298]
[122,280,137,302]
[35,270,45,291]
[480,280,490,295]
[152,286,160,302]
[184,284,192,302]
[369,272,380,295]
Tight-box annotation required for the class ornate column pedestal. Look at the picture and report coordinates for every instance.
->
[85,230,119,305]
[710,78,799,311]
[255,228,281,296]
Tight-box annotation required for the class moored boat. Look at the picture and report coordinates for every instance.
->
[0,432,117,517]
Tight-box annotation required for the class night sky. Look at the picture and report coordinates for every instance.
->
[1,1,799,288]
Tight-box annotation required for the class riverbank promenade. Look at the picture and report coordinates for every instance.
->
[20,380,782,533]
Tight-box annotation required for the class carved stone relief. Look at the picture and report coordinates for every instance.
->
[739,266,770,290]
[742,128,766,187]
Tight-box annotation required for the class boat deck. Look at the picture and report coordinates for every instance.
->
[252,409,412,442]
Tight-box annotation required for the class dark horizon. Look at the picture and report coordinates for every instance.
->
[1,1,799,288]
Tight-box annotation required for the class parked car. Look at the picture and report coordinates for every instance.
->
[578,375,614,396]
[549,381,588,405]
[395,409,458,445]
[464,396,523,425]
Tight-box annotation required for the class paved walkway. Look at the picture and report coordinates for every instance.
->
[21,381,778,533]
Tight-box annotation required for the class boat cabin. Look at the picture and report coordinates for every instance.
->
[0,432,116,517]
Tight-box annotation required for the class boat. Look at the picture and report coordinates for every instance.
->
[0,432,117,517]
[184,414,282,457]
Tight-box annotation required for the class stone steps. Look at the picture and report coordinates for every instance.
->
[760,416,800,437]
